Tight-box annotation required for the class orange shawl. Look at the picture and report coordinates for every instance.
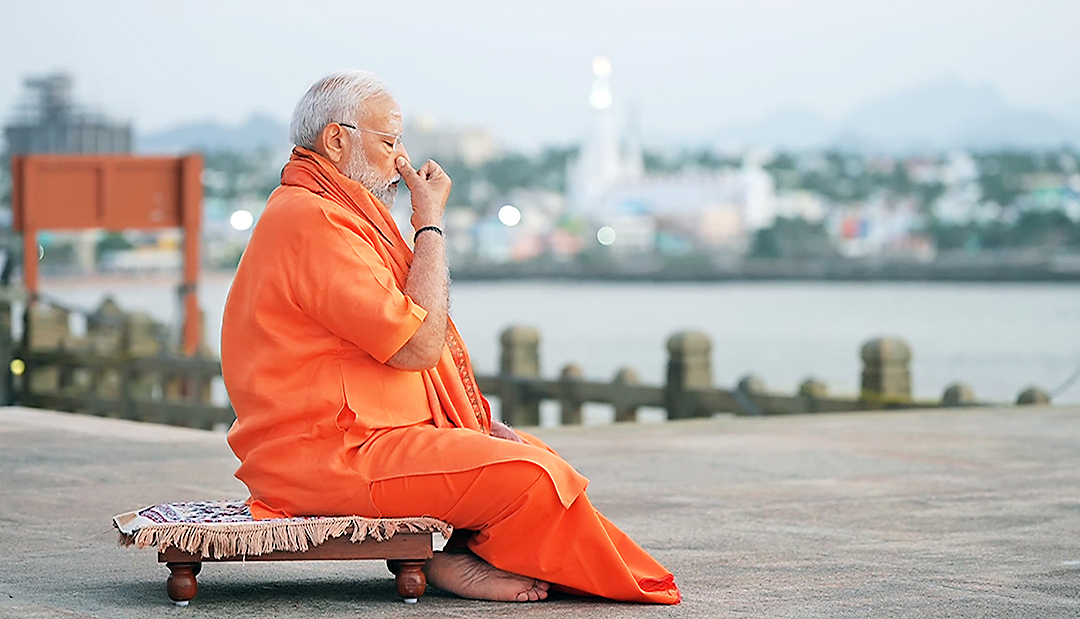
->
[281,147,490,435]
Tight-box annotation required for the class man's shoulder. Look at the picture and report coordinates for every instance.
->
[263,186,375,237]
[264,185,336,220]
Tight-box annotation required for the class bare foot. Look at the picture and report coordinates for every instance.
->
[423,552,550,602]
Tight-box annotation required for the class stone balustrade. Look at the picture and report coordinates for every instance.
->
[2,298,1059,429]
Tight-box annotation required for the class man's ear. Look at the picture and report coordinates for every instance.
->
[316,124,348,164]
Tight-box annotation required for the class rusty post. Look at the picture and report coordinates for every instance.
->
[180,154,203,356]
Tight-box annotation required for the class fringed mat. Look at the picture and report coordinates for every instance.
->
[113,499,452,560]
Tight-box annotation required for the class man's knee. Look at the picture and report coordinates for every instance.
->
[473,459,549,498]
[459,460,567,534]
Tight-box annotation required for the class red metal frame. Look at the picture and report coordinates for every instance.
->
[10,154,204,355]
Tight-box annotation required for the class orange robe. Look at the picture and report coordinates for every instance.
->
[222,148,679,604]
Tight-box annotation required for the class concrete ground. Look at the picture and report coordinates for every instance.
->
[1,405,1079,618]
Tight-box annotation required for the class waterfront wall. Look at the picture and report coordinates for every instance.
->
[2,298,1056,430]
[3,297,232,429]
[479,325,1054,426]
[452,253,1080,283]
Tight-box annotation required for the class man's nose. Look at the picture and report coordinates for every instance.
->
[396,142,409,160]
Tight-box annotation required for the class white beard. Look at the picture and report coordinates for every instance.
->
[343,146,399,206]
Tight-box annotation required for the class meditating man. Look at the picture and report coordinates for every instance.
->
[221,70,680,604]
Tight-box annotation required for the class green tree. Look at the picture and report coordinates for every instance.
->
[1008,210,1079,248]
[764,153,796,173]
[925,208,1080,251]
[749,217,836,259]
[95,232,134,261]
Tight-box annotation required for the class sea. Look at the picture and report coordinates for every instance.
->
[35,276,1080,419]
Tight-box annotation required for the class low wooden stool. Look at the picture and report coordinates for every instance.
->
[113,500,451,606]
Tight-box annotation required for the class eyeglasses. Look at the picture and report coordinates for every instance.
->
[337,122,403,149]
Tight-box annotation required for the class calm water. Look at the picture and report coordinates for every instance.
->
[39,277,1080,407]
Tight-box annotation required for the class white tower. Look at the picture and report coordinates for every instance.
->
[740,152,778,231]
[570,57,623,215]
[622,102,645,182]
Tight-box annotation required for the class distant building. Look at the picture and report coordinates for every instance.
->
[3,73,131,156]
[2,73,133,275]
[932,152,983,224]
[775,190,827,223]
[476,189,569,264]
[904,158,944,185]
[829,197,927,259]
[567,58,776,253]
[404,116,499,168]
[567,56,645,218]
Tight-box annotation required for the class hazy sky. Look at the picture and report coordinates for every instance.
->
[2,0,1078,149]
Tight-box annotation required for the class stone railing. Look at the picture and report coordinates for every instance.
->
[3,297,233,430]
[2,297,1056,430]
[478,326,1054,427]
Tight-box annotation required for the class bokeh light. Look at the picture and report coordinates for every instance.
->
[230,209,254,231]
[589,89,613,110]
[597,226,616,246]
[498,204,522,227]
[592,56,612,78]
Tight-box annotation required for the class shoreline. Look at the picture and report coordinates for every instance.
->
[32,263,1080,287]
[32,273,1080,288]
[38,269,236,289]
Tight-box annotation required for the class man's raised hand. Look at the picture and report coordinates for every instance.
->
[396,156,451,232]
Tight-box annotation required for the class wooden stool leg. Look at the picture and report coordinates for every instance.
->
[386,559,402,575]
[394,560,427,603]
[166,562,199,606]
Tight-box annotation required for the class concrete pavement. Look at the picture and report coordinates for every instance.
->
[2,405,1080,618]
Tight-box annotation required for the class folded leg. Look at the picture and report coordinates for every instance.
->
[363,425,679,604]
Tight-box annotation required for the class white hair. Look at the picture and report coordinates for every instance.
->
[289,70,391,150]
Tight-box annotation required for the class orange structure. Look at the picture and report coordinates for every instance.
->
[10,154,204,355]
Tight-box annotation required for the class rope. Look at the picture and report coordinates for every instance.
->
[1050,360,1080,399]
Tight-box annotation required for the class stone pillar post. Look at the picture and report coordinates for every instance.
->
[499,326,541,427]
[799,378,828,398]
[0,300,13,406]
[798,377,828,414]
[612,367,641,423]
[126,312,162,406]
[88,298,125,402]
[941,382,976,407]
[558,363,584,425]
[737,374,766,395]
[734,373,766,416]
[665,331,712,419]
[860,338,912,404]
[26,304,69,395]
[1016,386,1050,406]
